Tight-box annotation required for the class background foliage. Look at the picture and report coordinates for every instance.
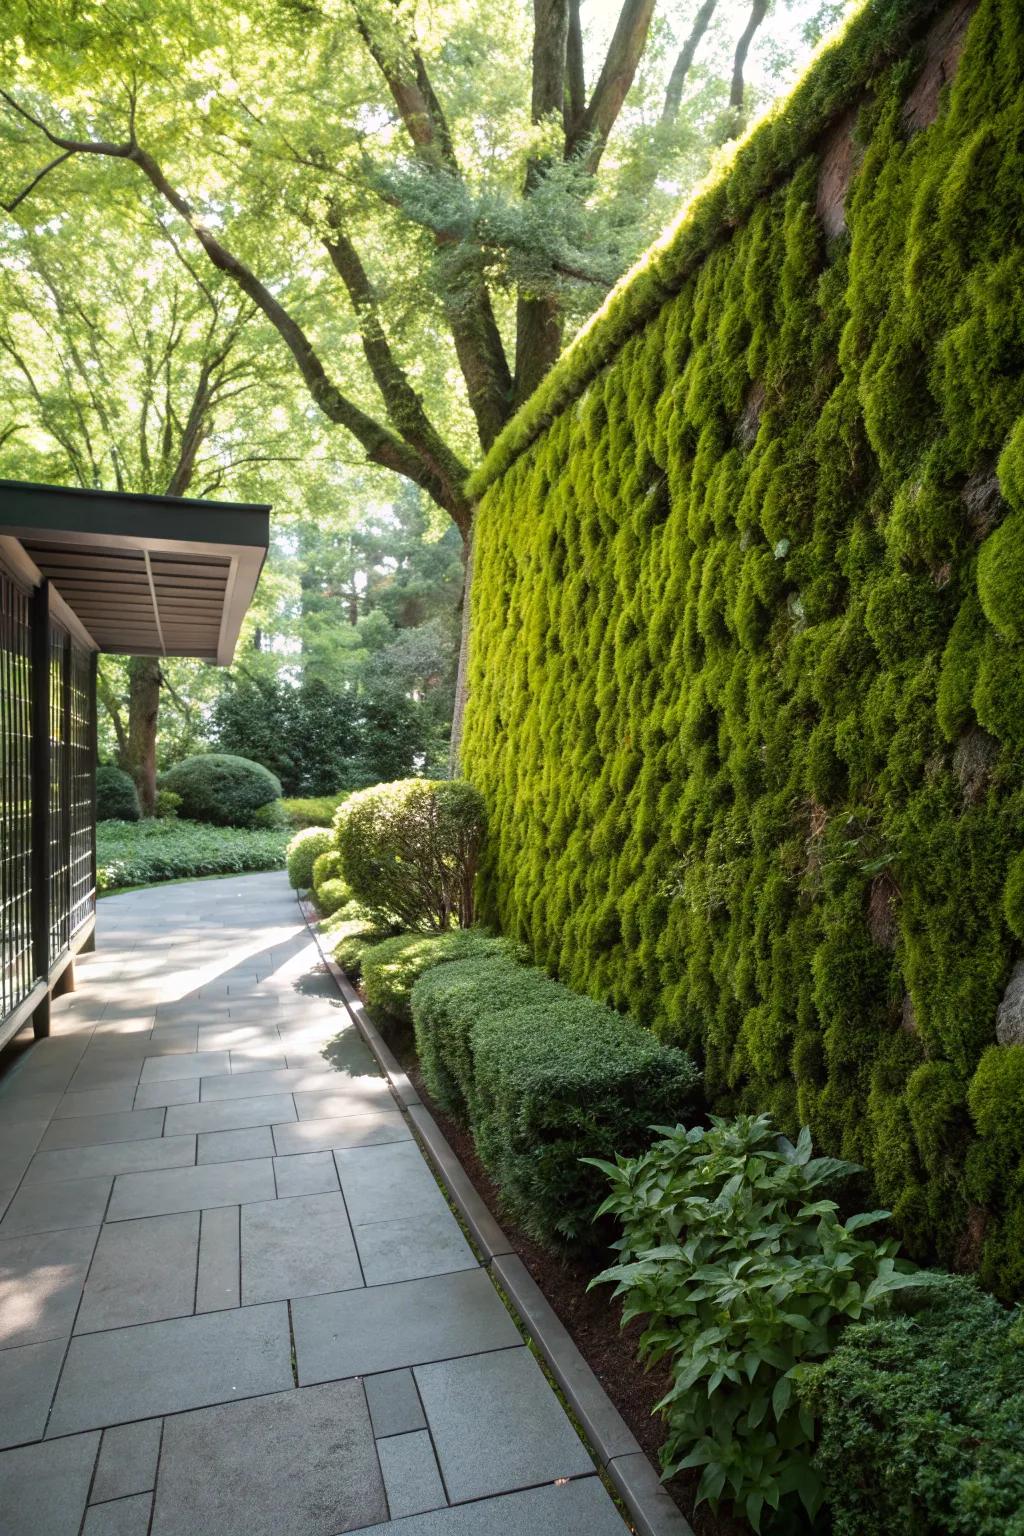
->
[463,0,1024,1296]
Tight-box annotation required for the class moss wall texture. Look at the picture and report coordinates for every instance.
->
[462,0,1024,1296]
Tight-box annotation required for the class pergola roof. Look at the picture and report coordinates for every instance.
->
[0,480,270,663]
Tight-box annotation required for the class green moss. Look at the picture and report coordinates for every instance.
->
[462,0,1024,1294]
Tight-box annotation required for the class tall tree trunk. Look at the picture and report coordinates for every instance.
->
[662,0,719,124]
[125,655,161,815]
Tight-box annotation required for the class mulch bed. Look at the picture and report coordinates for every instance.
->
[369,1006,744,1536]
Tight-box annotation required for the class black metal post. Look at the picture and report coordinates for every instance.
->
[29,579,50,1040]
[82,651,98,953]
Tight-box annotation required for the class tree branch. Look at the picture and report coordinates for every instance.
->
[730,0,769,111]
[564,0,585,130]
[2,149,74,211]
[566,0,657,173]
[0,90,472,530]
[662,0,719,124]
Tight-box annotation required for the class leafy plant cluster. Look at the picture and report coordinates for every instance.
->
[463,0,1024,1295]
[590,1114,929,1532]
[803,1272,1024,1535]
[96,820,289,893]
[408,951,698,1244]
[285,827,333,891]
[360,929,521,1025]
[96,764,141,823]
[281,794,351,830]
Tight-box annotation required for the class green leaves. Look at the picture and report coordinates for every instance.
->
[591,1113,923,1530]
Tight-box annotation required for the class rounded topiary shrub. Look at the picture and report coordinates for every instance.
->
[285,827,333,890]
[334,778,486,931]
[316,877,353,918]
[161,754,282,827]
[312,850,344,892]
[96,764,140,822]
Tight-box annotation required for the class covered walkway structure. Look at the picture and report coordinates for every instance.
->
[0,479,269,1048]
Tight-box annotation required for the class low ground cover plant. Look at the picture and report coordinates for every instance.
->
[285,827,333,890]
[589,1115,930,1532]
[410,953,698,1244]
[96,763,140,822]
[334,778,485,930]
[803,1274,1024,1536]
[161,753,282,827]
[97,819,289,892]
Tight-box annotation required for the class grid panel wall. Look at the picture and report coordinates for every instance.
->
[68,642,94,937]
[48,624,70,966]
[0,569,36,1020]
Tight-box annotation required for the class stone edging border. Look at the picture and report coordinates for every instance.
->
[298,895,695,1536]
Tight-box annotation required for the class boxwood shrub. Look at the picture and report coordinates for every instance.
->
[312,850,344,892]
[803,1274,1024,1536]
[285,827,333,890]
[331,916,400,978]
[162,753,282,827]
[316,877,354,918]
[410,954,699,1244]
[96,764,140,822]
[361,930,521,1024]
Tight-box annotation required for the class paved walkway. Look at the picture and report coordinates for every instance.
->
[0,871,626,1536]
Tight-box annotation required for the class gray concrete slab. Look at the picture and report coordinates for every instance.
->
[139,1052,231,1083]
[364,1370,426,1439]
[75,1213,200,1333]
[197,1066,339,1101]
[131,1078,201,1110]
[196,1126,275,1164]
[23,1134,196,1186]
[52,1086,137,1118]
[272,1151,339,1198]
[354,1478,625,1535]
[83,1492,153,1536]
[293,1081,394,1119]
[0,1432,101,1536]
[195,1205,240,1313]
[240,1191,362,1303]
[107,1158,275,1222]
[91,1419,162,1502]
[0,1226,98,1348]
[335,1141,451,1227]
[0,1175,112,1237]
[39,1108,164,1152]
[150,1381,386,1536]
[272,1111,411,1157]
[377,1430,446,1518]
[228,1052,287,1074]
[164,1093,296,1136]
[47,1302,293,1435]
[0,1338,66,1447]
[355,1211,477,1287]
[415,1347,594,1502]
[293,1268,520,1384]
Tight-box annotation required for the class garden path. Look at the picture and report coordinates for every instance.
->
[0,870,625,1536]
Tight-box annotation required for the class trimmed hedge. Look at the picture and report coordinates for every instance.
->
[282,793,350,829]
[162,754,282,827]
[96,764,140,822]
[285,827,333,890]
[335,778,486,930]
[804,1275,1024,1535]
[410,955,699,1243]
[312,850,344,892]
[462,0,1024,1294]
[361,930,520,1024]
[330,917,399,978]
[316,877,353,918]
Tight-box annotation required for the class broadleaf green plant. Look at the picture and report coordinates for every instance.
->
[588,1114,933,1532]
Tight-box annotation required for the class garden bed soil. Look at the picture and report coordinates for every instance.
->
[370,1005,745,1536]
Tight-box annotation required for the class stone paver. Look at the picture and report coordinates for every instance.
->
[415,1346,594,1501]
[150,1382,387,1536]
[0,872,626,1534]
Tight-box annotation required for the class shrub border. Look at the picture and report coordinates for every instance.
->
[298,893,694,1536]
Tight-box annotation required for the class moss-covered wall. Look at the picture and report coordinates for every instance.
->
[462,0,1024,1296]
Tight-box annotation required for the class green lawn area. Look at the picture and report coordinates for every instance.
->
[97,819,290,894]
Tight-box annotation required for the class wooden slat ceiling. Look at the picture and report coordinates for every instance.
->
[21,541,231,660]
